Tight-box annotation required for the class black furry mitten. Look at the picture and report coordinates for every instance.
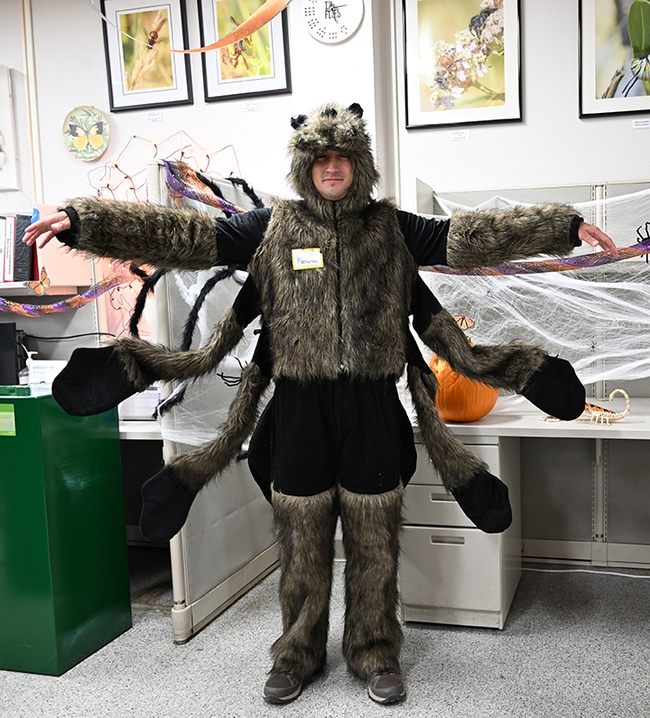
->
[520,355,585,420]
[140,466,199,543]
[52,345,139,416]
[450,469,512,534]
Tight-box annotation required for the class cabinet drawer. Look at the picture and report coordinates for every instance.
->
[412,443,500,486]
[403,483,473,528]
[400,525,503,613]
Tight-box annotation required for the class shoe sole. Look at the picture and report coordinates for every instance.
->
[263,685,303,704]
[368,687,406,705]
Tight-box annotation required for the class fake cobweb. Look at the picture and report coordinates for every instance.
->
[418,188,650,394]
[155,180,650,446]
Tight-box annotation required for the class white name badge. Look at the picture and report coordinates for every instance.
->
[292,248,324,270]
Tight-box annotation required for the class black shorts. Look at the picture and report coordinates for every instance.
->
[248,375,416,500]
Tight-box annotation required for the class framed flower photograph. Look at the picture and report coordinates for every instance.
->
[579,0,650,117]
[403,0,522,129]
[101,0,193,112]
[198,0,292,102]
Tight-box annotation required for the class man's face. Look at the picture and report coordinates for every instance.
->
[311,150,354,201]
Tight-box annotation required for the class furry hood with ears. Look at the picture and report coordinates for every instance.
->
[287,103,379,214]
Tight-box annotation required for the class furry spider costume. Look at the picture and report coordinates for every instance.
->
[50,103,587,704]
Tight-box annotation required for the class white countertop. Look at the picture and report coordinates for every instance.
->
[443,394,650,441]
[118,395,650,442]
[119,420,162,440]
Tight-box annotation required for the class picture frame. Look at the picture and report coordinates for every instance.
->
[198,0,291,102]
[403,0,521,129]
[101,0,193,112]
[579,0,650,117]
[0,67,19,190]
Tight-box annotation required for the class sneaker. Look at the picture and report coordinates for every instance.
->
[263,671,303,704]
[367,670,406,704]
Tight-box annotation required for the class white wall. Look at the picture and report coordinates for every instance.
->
[0,0,648,211]
[0,0,379,206]
[395,0,650,210]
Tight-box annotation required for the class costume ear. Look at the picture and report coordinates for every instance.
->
[290,114,307,129]
[347,103,363,118]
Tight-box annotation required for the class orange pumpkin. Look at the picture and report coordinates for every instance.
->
[428,355,499,423]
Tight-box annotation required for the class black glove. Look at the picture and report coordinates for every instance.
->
[520,355,585,421]
[52,345,138,416]
[450,469,512,534]
[140,466,199,543]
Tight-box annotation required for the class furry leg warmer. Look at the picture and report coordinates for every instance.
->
[270,488,338,681]
[339,484,404,680]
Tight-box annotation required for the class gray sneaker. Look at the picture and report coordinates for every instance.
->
[263,672,303,704]
[367,670,406,704]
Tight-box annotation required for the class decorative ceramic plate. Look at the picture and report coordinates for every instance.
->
[62,106,110,161]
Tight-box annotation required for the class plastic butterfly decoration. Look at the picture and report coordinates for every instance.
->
[26,268,51,296]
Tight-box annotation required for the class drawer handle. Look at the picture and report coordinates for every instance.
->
[429,492,452,502]
[430,535,465,546]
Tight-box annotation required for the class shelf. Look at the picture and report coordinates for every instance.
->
[0,281,85,297]
[119,420,162,441]
[438,395,650,441]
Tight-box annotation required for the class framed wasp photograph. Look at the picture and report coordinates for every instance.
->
[101,0,193,112]
[198,0,292,102]
[403,0,522,129]
[579,0,650,117]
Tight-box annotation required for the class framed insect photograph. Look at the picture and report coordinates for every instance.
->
[403,0,522,129]
[198,0,292,102]
[579,0,650,117]
[101,0,193,112]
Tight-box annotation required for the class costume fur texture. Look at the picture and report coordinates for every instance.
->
[167,362,270,491]
[114,307,244,386]
[447,205,580,269]
[250,199,416,382]
[339,485,404,678]
[271,487,338,681]
[66,196,218,270]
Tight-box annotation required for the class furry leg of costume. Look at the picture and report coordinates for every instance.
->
[339,484,404,680]
[270,487,338,682]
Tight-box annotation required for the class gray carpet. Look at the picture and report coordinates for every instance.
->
[2,559,649,718]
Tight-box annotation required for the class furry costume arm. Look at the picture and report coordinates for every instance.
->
[57,198,270,270]
[411,276,546,391]
[410,276,585,420]
[446,205,581,270]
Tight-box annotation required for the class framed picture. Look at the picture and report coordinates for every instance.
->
[198,0,291,102]
[579,0,650,117]
[403,0,521,129]
[0,67,19,190]
[101,0,193,112]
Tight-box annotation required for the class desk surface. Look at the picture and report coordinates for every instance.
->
[445,395,650,441]
[119,396,650,442]
[119,420,162,441]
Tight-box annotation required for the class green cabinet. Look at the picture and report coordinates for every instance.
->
[0,391,132,675]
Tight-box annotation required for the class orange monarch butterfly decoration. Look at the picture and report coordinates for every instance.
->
[62,106,110,161]
[26,268,51,296]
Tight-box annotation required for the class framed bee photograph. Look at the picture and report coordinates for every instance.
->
[101,0,193,112]
[198,0,292,102]
[403,0,522,129]
[579,0,650,117]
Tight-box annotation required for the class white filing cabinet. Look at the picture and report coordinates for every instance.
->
[400,436,521,629]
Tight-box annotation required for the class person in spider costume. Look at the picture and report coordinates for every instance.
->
[24,103,616,705]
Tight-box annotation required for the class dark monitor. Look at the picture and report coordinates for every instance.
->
[0,323,19,385]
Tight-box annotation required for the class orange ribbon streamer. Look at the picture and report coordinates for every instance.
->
[88,0,292,55]
[173,0,292,54]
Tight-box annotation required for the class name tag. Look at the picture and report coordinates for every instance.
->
[292,248,324,270]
